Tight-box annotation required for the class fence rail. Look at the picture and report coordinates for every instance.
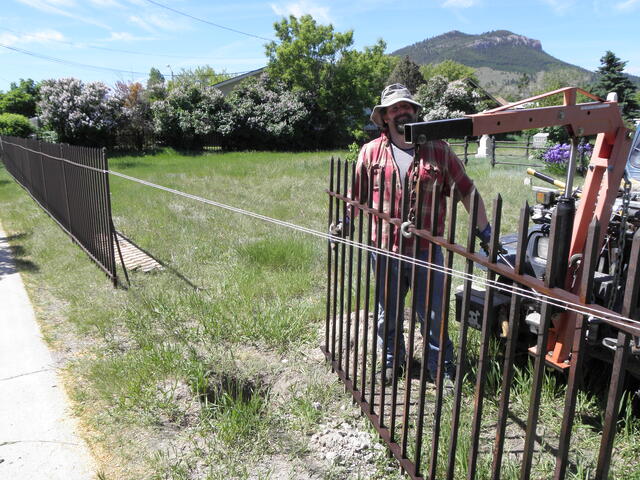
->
[0,135,119,286]
[324,157,640,479]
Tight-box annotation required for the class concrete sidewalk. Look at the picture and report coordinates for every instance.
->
[0,224,97,480]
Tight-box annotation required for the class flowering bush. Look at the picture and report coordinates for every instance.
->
[542,142,592,175]
[221,74,312,150]
[151,79,227,149]
[38,78,120,146]
[416,77,481,121]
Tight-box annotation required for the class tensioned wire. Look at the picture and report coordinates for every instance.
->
[1,139,639,334]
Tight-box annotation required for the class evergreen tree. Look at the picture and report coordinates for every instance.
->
[146,67,166,101]
[592,51,639,121]
[386,56,425,93]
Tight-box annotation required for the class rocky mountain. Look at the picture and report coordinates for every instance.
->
[392,30,590,76]
[391,30,599,98]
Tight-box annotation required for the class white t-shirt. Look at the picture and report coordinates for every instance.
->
[391,143,415,184]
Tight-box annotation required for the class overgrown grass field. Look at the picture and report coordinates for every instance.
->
[0,148,638,479]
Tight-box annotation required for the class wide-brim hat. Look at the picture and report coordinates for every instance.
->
[370,83,422,128]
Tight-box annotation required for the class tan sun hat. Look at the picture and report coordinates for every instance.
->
[370,83,422,128]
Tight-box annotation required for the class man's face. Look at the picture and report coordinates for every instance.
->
[382,101,417,134]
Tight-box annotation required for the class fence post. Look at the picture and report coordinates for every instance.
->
[490,136,496,167]
[463,136,469,165]
[525,136,530,159]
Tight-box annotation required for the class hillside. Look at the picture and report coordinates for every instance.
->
[392,30,592,76]
[391,30,598,98]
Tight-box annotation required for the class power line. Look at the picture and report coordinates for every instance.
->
[0,26,260,62]
[144,0,274,42]
[0,43,253,81]
[0,43,150,76]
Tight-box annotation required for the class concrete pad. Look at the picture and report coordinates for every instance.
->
[0,224,97,479]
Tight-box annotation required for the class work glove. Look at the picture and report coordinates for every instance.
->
[476,224,507,256]
[329,217,353,248]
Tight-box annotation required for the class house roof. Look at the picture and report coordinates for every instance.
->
[463,77,508,107]
[213,67,266,96]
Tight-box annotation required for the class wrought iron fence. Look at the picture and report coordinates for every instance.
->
[0,135,120,286]
[323,157,640,479]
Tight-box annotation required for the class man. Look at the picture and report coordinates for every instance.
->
[352,83,491,385]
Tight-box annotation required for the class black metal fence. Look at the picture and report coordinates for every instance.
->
[0,135,119,286]
[448,136,546,168]
[324,157,640,479]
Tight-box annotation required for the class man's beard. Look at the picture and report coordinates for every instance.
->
[393,113,416,134]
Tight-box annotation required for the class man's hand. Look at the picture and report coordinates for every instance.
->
[329,217,353,247]
[476,224,507,256]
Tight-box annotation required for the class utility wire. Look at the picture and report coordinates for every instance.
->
[0,43,252,81]
[2,138,639,336]
[0,43,150,76]
[144,0,274,42]
[0,26,255,61]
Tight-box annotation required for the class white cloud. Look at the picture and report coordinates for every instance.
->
[105,31,140,41]
[0,29,65,47]
[270,0,332,23]
[128,13,189,32]
[442,0,478,7]
[16,0,112,29]
[615,0,640,10]
[88,0,124,7]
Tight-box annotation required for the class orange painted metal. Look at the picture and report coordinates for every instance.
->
[466,87,633,369]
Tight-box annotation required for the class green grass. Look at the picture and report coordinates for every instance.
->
[1,147,638,479]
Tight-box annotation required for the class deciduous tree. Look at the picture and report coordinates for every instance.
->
[265,15,393,146]
[420,60,477,83]
[0,78,39,117]
[113,81,153,150]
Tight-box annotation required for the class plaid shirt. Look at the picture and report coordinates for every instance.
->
[352,131,474,252]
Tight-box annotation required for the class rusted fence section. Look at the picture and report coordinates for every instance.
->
[0,135,120,286]
[323,157,640,479]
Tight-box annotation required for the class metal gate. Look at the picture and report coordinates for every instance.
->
[323,157,640,479]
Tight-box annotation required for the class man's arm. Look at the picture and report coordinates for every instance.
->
[461,188,489,233]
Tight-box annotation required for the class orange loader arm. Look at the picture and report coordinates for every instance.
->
[405,87,633,368]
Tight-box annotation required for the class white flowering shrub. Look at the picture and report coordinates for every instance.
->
[221,74,312,150]
[416,76,481,122]
[151,80,226,149]
[38,78,120,146]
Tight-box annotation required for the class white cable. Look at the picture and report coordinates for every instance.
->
[2,139,639,334]
[109,170,640,335]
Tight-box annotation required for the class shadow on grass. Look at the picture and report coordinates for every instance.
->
[115,231,202,291]
[0,233,39,277]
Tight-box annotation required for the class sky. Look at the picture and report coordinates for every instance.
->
[0,0,639,92]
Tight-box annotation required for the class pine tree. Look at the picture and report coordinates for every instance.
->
[592,51,639,121]
[386,56,425,93]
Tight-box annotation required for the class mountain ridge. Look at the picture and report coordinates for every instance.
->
[391,30,591,76]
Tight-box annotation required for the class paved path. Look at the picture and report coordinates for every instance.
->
[0,224,97,480]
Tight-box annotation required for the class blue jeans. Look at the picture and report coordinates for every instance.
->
[373,247,454,373]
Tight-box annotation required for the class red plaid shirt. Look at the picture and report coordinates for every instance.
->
[352,131,474,252]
